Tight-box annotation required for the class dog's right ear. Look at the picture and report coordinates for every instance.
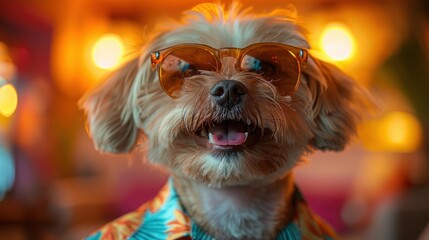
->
[304,56,369,151]
[79,58,140,153]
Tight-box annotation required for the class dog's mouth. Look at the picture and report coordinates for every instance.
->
[195,120,262,150]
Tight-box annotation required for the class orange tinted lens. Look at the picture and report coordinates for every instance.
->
[241,46,300,95]
[159,47,218,98]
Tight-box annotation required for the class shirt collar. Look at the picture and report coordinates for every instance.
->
[130,178,335,240]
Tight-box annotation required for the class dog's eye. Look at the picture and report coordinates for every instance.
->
[159,47,218,97]
[179,61,200,77]
[258,61,276,76]
[162,56,202,78]
[241,56,277,76]
[239,45,302,96]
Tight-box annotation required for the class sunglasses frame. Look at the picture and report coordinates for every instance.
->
[150,43,308,98]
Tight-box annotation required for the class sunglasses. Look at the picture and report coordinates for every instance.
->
[150,43,308,98]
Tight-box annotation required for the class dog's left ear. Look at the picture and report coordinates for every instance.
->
[304,56,368,151]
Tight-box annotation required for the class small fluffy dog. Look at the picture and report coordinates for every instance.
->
[82,3,367,240]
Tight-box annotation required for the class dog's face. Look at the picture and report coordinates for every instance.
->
[81,3,366,187]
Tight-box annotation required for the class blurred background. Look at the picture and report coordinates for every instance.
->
[1,0,429,239]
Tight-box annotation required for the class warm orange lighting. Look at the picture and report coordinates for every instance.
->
[383,112,422,149]
[361,111,422,153]
[320,22,356,61]
[0,83,18,117]
[92,33,124,70]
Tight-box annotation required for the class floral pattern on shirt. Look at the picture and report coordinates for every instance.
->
[85,178,337,240]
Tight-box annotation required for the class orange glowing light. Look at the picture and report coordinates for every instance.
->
[0,83,18,117]
[91,34,124,70]
[361,111,422,153]
[320,22,356,61]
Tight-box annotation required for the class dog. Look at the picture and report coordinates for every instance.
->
[81,3,368,240]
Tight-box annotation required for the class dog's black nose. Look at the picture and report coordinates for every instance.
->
[210,80,247,108]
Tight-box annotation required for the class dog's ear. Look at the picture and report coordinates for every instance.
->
[79,58,140,153]
[305,56,367,151]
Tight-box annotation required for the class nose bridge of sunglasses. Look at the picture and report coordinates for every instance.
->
[219,48,240,58]
[219,48,241,76]
[220,57,238,77]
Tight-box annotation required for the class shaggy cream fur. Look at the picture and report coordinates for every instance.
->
[81,3,369,239]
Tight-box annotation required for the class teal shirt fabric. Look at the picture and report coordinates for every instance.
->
[85,178,336,240]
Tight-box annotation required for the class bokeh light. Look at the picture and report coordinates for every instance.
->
[91,33,124,70]
[320,22,356,61]
[361,111,423,153]
[0,83,18,117]
[0,145,15,200]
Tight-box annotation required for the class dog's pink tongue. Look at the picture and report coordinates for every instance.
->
[209,122,247,146]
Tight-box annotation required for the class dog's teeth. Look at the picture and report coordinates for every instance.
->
[208,132,215,144]
[246,119,251,126]
[244,132,248,141]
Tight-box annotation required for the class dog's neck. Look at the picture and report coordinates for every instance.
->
[173,174,295,240]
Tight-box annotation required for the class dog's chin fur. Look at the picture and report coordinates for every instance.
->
[80,2,369,239]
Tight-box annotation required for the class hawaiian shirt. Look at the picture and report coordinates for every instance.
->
[85,178,337,240]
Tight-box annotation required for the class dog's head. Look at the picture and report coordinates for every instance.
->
[81,3,367,187]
